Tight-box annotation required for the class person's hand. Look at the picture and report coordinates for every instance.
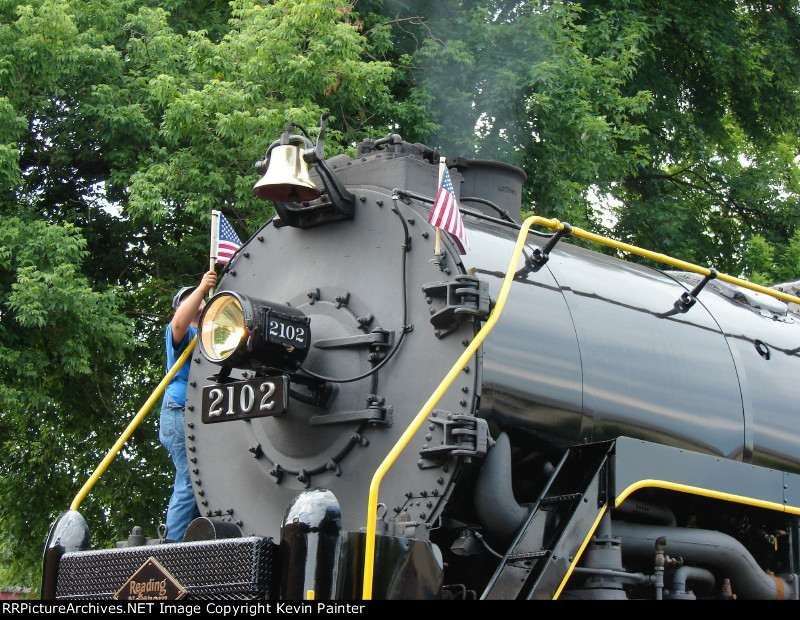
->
[199,270,217,293]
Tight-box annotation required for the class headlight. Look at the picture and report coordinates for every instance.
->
[199,294,247,363]
[198,291,310,370]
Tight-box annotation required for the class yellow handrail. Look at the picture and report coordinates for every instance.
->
[567,225,800,306]
[360,215,800,599]
[70,336,197,511]
[361,215,563,600]
[616,479,800,517]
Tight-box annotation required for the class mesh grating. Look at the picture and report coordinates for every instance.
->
[55,537,273,600]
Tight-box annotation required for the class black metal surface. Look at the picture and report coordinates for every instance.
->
[689,285,800,472]
[465,220,800,469]
[183,517,244,542]
[42,510,91,600]
[336,532,444,600]
[447,156,527,223]
[55,537,273,600]
[481,442,612,600]
[612,436,790,506]
[279,489,341,600]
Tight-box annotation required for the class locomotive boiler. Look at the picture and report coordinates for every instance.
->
[44,116,800,601]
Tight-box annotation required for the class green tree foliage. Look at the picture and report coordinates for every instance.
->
[358,0,800,276]
[0,0,421,591]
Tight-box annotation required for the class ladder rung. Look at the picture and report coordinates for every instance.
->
[508,550,550,561]
[539,493,581,505]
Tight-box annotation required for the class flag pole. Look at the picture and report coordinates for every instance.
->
[435,158,445,255]
[209,210,219,296]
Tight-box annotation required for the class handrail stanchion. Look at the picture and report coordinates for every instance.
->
[361,216,564,600]
[70,336,197,511]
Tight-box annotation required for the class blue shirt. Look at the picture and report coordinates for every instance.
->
[163,323,197,407]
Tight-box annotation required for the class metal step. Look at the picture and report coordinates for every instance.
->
[481,441,613,600]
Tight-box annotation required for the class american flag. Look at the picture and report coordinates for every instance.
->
[213,212,243,264]
[428,165,468,254]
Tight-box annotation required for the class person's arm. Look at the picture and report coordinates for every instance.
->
[171,270,217,347]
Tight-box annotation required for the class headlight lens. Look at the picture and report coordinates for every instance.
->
[200,294,246,362]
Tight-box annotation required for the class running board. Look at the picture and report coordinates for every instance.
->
[481,440,614,600]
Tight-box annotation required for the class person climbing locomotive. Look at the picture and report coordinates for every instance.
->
[160,269,217,542]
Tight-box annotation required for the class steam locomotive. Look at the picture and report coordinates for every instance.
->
[43,116,800,601]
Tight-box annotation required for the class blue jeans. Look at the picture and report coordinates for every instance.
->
[159,398,200,541]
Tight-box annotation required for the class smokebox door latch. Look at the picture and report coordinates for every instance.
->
[422,275,490,338]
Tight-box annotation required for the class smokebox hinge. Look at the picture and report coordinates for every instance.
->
[422,275,490,338]
[418,413,491,468]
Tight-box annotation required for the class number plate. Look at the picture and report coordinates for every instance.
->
[201,376,288,424]
[267,312,310,351]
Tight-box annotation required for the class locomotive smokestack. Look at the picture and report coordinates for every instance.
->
[449,157,527,223]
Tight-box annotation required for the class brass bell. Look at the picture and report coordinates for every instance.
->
[253,144,321,202]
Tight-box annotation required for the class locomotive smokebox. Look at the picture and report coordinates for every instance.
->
[184,130,489,550]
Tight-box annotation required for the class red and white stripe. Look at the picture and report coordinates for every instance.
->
[430,187,468,254]
[216,241,239,264]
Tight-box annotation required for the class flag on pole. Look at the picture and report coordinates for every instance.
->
[212,210,243,264]
[428,163,469,254]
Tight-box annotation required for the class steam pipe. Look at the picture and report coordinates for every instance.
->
[474,432,530,545]
[669,566,716,599]
[612,520,797,600]
[571,566,655,585]
[654,536,666,600]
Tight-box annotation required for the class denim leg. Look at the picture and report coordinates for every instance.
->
[159,401,200,541]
